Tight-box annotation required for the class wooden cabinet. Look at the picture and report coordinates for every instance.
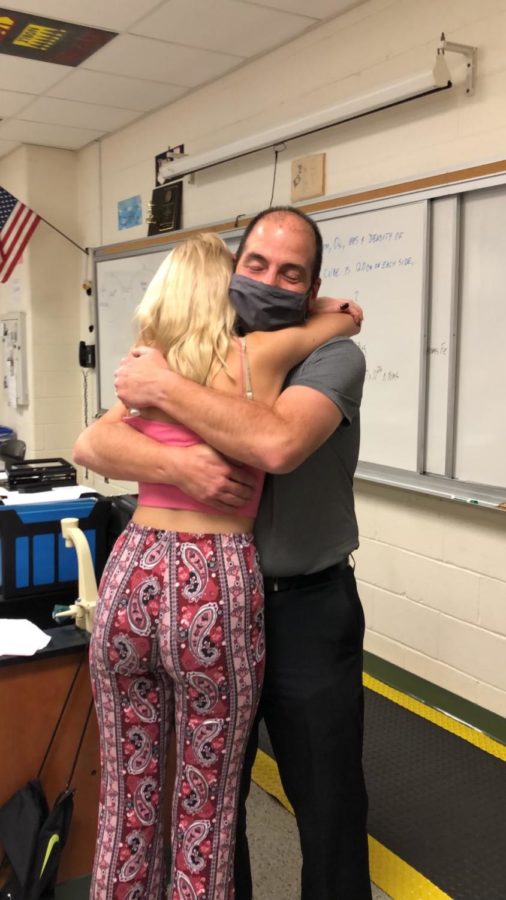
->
[0,646,99,881]
[0,631,175,883]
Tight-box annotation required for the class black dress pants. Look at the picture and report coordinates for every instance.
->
[234,566,372,900]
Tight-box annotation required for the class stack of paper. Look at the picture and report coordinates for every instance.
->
[0,619,51,657]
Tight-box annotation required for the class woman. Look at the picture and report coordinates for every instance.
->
[87,233,360,900]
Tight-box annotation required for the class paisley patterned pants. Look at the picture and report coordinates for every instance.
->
[89,522,265,900]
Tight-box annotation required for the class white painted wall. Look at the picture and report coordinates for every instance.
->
[89,0,506,243]
[0,146,84,461]
[0,148,32,446]
[1,0,505,716]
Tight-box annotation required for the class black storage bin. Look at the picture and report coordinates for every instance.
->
[106,494,138,552]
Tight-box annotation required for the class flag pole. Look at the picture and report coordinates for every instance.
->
[38,215,89,256]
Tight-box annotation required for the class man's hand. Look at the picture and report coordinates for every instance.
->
[114,346,168,409]
[179,444,256,512]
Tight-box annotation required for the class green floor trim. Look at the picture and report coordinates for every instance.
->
[55,875,91,899]
[364,651,506,745]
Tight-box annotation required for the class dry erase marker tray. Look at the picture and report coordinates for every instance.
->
[5,458,77,492]
[0,495,110,600]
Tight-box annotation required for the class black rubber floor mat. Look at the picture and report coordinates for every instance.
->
[258,686,506,900]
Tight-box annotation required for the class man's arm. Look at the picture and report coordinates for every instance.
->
[114,353,344,474]
[74,401,170,482]
[73,401,256,511]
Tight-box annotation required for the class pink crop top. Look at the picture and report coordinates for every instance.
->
[123,339,264,518]
[124,417,264,518]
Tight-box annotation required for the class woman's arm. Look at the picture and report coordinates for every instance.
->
[249,301,362,392]
[311,297,363,324]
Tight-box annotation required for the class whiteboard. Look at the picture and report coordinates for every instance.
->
[454,185,506,487]
[93,171,506,496]
[316,201,428,471]
[95,238,241,411]
[96,249,169,410]
[94,210,428,471]
[424,196,457,476]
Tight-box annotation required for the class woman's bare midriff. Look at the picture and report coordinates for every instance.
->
[132,504,254,535]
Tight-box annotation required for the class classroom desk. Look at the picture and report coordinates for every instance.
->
[0,624,175,884]
[0,625,99,882]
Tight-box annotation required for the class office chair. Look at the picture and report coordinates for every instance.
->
[0,438,26,468]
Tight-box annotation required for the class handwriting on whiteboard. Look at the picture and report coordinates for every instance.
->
[323,257,415,278]
[428,342,448,356]
[366,366,400,382]
[322,229,416,279]
[355,343,400,382]
[324,231,405,251]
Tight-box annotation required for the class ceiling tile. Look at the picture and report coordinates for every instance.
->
[0,55,69,94]
[17,96,141,132]
[47,69,187,112]
[0,0,163,31]
[132,0,317,57]
[0,89,34,117]
[0,139,20,158]
[0,118,105,150]
[246,0,366,19]
[0,0,364,154]
[82,34,243,87]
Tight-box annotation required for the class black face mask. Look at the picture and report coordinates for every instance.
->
[229,274,309,333]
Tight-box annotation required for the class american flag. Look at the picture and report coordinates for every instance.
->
[0,187,41,283]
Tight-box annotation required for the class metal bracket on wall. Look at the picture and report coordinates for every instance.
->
[439,33,477,96]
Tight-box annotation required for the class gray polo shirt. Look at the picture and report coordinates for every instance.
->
[254,337,365,577]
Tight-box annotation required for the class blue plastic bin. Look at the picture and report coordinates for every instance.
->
[0,426,15,446]
[0,495,110,599]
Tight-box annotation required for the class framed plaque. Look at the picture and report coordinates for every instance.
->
[147,182,183,236]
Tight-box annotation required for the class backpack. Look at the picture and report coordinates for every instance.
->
[0,658,92,899]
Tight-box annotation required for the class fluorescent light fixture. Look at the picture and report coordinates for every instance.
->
[165,54,452,181]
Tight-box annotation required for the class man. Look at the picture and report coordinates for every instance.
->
[74,206,370,899]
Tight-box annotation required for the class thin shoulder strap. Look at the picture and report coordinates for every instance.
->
[37,653,94,789]
[239,335,254,400]
[37,655,84,779]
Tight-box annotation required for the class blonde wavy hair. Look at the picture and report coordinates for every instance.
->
[135,233,236,386]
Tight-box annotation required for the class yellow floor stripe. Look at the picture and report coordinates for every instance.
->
[252,749,451,899]
[252,677,506,896]
[363,673,506,762]
[252,749,294,813]
[368,835,451,900]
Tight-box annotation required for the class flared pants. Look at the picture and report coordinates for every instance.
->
[89,522,265,900]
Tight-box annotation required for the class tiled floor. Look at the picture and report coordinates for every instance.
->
[55,782,389,899]
[247,781,389,900]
